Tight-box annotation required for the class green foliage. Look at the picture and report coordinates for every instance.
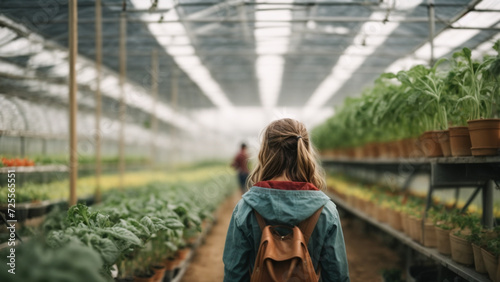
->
[313,41,500,150]
[39,176,235,279]
[0,241,108,282]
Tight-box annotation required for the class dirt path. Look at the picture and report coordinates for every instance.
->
[182,195,402,282]
[181,192,241,282]
[342,218,402,282]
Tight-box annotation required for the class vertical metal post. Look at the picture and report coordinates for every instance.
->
[95,0,102,202]
[118,12,126,190]
[151,49,159,166]
[428,0,435,65]
[68,0,78,206]
[482,180,494,229]
[171,69,178,164]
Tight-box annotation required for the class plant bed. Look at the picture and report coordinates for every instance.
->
[27,200,51,218]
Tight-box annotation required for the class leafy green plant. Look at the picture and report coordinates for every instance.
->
[0,241,108,282]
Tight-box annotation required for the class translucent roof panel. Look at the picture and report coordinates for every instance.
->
[0,0,499,138]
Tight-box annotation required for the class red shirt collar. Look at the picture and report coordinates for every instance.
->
[254,181,319,191]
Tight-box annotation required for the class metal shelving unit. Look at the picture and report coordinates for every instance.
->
[323,156,500,228]
[323,156,500,281]
[327,191,491,282]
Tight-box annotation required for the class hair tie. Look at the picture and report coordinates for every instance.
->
[296,135,302,139]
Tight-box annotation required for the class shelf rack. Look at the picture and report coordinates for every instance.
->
[327,191,490,282]
[322,156,500,228]
[323,156,500,281]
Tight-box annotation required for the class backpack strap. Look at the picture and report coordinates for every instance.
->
[253,210,267,231]
[297,206,324,244]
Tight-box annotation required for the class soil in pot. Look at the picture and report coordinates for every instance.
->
[435,226,452,255]
[481,248,499,281]
[472,244,487,274]
[450,230,474,265]
[420,131,443,157]
[436,130,452,157]
[467,118,500,156]
[449,126,472,156]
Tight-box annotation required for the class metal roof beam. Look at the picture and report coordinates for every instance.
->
[42,16,442,24]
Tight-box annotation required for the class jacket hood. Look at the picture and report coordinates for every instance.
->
[241,184,332,226]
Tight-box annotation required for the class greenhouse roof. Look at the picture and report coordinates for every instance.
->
[1,0,500,139]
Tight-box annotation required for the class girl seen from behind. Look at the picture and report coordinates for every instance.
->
[223,118,349,282]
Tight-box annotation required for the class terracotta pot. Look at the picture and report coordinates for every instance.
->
[379,207,389,223]
[387,141,398,158]
[472,244,488,274]
[366,201,375,217]
[449,126,472,156]
[420,131,444,157]
[133,274,155,282]
[409,217,423,244]
[377,143,388,158]
[450,231,474,265]
[481,248,499,281]
[435,226,452,255]
[163,258,178,271]
[388,210,403,231]
[356,147,365,159]
[436,130,452,157]
[396,140,408,158]
[423,222,437,248]
[176,248,191,261]
[150,265,166,282]
[402,213,411,236]
[467,119,500,156]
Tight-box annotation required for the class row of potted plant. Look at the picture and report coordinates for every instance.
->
[0,164,231,222]
[327,176,500,281]
[314,42,500,159]
[4,176,235,282]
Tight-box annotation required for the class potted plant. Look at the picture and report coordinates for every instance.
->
[454,44,500,156]
[449,212,479,265]
[481,230,500,281]
[468,224,491,274]
[433,210,456,255]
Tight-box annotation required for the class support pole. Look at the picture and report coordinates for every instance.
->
[68,0,78,206]
[171,69,178,164]
[482,180,495,229]
[118,12,127,190]
[94,0,102,203]
[150,49,159,166]
[428,0,435,65]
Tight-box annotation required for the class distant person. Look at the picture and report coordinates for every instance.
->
[231,143,249,194]
[223,118,349,282]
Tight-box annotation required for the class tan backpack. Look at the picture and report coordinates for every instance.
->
[250,207,323,282]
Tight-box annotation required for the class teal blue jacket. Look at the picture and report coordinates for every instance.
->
[223,184,350,282]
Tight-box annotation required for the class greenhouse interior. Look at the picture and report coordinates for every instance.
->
[0,0,500,281]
